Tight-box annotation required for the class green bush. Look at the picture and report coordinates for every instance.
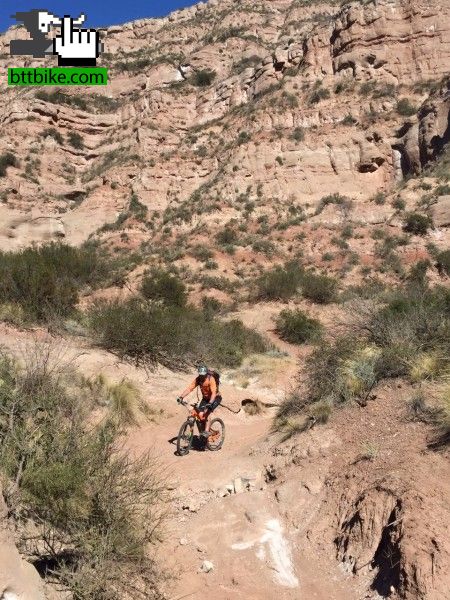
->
[309,87,330,104]
[40,127,64,145]
[0,152,18,176]
[275,309,323,344]
[89,298,266,370]
[277,284,450,430]
[67,131,84,149]
[436,249,450,276]
[0,243,110,321]
[256,262,304,301]
[291,127,305,142]
[315,193,352,215]
[0,351,165,599]
[216,228,238,246]
[36,89,88,110]
[301,272,338,304]
[396,98,417,117]
[403,212,433,235]
[192,69,216,87]
[140,269,187,307]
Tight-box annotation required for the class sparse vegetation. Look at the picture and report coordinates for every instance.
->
[89,299,267,369]
[0,152,18,176]
[0,347,165,599]
[67,131,84,149]
[301,272,338,304]
[192,69,216,87]
[403,212,433,235]
[40,127,64,145]
[0,243,111,321]
[141,269,187,307]
[396,98,417,117]
[275,309,323,344]
[256,262,304,301]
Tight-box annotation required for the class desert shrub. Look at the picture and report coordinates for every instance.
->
[140,269,187,307]
[342,114,357,126]
[275,309,323,344]
[129,193,148,220]
[252,239,276,256]
[67,131,84,149]
[237,130,251,145]
[315,193,352,215]
[216,228,238,245]
[406,259,430,287]
[0,348,165,599]
[189,245,214,261]
[309,87,330,104]
[36,89,88,110]
[256,262,304,301]
[301,272,338,304]
[397,98,417,116]
[192,69,216,87]
[308,338,380,405]
[40,127,64,145]
[0,152,18,176]
[372,192,386,205]
[363,286,450,379]
[436,249,450,276]
[392,197,406,211]
[0,243,110,321]
[232,54,261,73]
[89,299,266,369]
[291,127,305,142]
[403,212,433,235]
[278,284,450,429]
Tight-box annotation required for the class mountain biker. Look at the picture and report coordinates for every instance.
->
[177,364,222,438]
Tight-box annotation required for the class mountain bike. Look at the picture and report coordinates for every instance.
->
[176,399,225,456]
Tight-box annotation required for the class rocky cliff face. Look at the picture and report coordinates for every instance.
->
[0,0,448,250]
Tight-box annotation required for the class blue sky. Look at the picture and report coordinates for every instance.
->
[1,1,197,32]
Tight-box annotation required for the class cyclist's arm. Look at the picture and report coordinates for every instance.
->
[179,378,197,400]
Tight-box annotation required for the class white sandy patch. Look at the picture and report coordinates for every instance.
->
[231,518,299,588]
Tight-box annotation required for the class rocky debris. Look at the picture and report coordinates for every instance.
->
[199,559,214,573]
[0,491,45,600]
[219,473,262,497]
[432,195,450,228]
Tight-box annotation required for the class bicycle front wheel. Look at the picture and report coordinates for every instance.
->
[177,420,194,456]
[206,418,225,451]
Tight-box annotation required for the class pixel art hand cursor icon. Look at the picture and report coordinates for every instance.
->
[10,10,103,66]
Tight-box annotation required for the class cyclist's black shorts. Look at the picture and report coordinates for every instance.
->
[199,395,222,412]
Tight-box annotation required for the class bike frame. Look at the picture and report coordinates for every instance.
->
[180,399,207,434]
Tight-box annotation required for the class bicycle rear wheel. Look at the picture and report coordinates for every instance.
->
[206,418,225,451]
[177,420,194,456]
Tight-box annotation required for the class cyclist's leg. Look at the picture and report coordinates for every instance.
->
[204,395,221,434]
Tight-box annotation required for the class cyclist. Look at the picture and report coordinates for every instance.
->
[177,364,221,438]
